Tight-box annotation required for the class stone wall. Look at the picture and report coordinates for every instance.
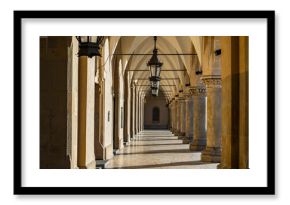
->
[144,94,169,129]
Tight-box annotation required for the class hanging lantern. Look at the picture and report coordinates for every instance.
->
[76,36,104,58]
[150,80,160,90]
[151,87,159,96]
[148,36,163,92]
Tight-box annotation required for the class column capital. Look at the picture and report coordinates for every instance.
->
[188,86,207,97]
[201,75,222,88]
[183,87,192,99]
[177,97,185,101]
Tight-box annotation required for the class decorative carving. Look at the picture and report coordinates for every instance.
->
[188,86,207,96]
[177,97,185,101]
[201,76,222,88]
[183,93,191,100]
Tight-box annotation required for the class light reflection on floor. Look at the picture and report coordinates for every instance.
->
[106,130,218,169]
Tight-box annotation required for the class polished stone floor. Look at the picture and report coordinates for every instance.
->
[106,130,218,169]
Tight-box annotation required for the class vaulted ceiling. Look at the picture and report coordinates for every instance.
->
[110,36,202,101]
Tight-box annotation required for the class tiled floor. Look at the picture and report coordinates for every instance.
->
[106,130,218,169]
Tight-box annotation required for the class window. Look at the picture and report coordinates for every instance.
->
[152,107,160,123]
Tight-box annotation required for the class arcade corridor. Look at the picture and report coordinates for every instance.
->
[40,36,249,169]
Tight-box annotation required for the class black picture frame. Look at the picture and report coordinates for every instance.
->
[14,10,275,195]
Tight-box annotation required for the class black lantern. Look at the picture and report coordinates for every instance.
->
[148,36,163,90]
[150,80,160,90]
[151,87,159,96]
[76,36,104,58]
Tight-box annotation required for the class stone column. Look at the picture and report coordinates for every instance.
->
[169,101,173,132]
[130,85,135,139]
[140,97,143,131]
[139,94,142,132]
[219,36,249,169]
[169,101,174,133]
[77,56,88,168]
[171,99,176,134]
[135,89,139,135]
[175,98,180,135]
[184,92,194,144]
[178,95,186,137]
[201,76,222,162]
[189,86,207,151]
[141,96,145,130]
[77,55,96,168]
[168,102,172,131]
[124,83,131,144]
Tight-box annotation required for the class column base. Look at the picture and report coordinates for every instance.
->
[182,138,190,144]
[201,147,221,162]
[177,132,185,139]
[173,131,178,136]
[189,139,206,151]
[78,160,97,169]
[96,160,109,169]
[217,163,230,169]
[124,134,131,144]
[95,144,114,161]
[217,163,246,169]
[183,133,193,144]
[124,141,130,146]
[119,139,124,149]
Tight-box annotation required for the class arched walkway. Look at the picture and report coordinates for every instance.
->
[40,36,249,169]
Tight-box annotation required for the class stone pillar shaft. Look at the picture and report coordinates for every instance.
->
[184,95,194,144]
[175,99,180,135]
[201,76,222,162]
[170,102,174,132]
[130,86,135,138]
[77,56,88,168]
[189,86,207,151]
[179,98,186,136]
[138,94,142,132]
[77,56,96,168]
[219,36,249,169]
[124,85,131,143]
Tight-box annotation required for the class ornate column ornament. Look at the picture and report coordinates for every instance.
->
[178,92,184,99]
[188,86,207,97]
[183,87,191,100]
[201,75,222,88]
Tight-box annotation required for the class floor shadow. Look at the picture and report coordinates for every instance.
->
[129,143,184,147]
[140,136,177,138]
[118,149,199,155]
[137,138,181,142]
[108,160,216,169]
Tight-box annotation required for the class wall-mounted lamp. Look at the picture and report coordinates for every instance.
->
[76,36,104,58]
[215,49,222,56]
